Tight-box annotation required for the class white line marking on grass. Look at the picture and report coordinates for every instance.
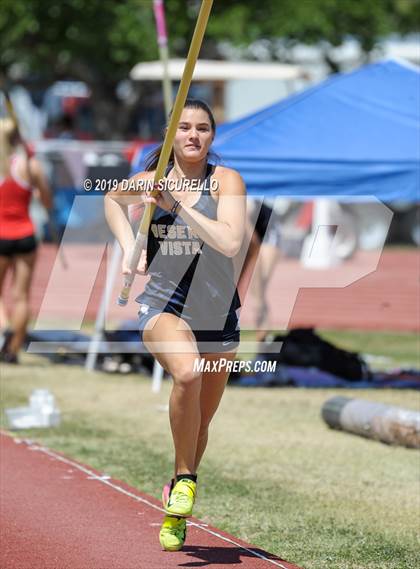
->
[2,433,294,569]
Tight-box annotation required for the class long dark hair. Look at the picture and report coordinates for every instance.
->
[145,98,218,171]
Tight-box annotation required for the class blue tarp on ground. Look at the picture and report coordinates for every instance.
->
[132,59,420,202]
[235,364,420,389]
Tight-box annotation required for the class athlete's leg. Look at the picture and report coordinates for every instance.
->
[260,243,280,283]
[7,251,37,355]
[194,351,236,472]
[0,255,12,330]
[143,313,202,477]
[253,243,280,343]
[250,242,265,317]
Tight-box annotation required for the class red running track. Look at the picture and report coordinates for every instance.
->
[0,433,301,569]
[3,245,417,332]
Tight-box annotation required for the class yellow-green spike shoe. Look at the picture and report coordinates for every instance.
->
[165,478,197,518]
[159,515,187,551]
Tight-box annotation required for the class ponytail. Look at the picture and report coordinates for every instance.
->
[0,118,18,178]
[145,143,173,172]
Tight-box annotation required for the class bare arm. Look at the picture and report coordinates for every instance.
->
[104,172,151,274]
[104,193,135,252]
[107,168,246,261]
[179,169,246,257]
[104,171,154,247]
[28,158,53,210]
[148,168,246,258]
[106,171,153,206]
[236,217,261,303]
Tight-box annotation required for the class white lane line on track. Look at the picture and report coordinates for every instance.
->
[87,475,111,480]
[14,438,292,569]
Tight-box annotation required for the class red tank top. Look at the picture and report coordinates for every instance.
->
[0,156,35,239]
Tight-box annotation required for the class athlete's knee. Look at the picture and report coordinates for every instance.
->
[173,365,202,389]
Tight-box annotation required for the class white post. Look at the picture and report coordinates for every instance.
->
[152,360,165,393]
[301,199,340,268]
[151,0,171,392]
[153,0,173,118]
[85,240,122,372]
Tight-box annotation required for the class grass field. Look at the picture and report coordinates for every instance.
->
[1,330,419,569]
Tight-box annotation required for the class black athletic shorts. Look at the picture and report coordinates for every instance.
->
[0,235,37,257]
[138,302,240,354]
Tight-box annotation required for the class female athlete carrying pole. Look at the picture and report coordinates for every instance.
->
[105,98,246,551]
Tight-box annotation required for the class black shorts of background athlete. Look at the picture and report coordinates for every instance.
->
[0,235,37,257]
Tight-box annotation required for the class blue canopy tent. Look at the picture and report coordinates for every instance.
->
[132,59,419,202]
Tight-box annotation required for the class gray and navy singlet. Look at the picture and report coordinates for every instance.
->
[136,163,241,352]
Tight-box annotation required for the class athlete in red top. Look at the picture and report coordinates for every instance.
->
[0,117,52,363]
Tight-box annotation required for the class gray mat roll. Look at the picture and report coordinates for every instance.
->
[322,396,420,448]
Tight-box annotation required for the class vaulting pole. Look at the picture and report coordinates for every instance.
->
[118,0,213,306]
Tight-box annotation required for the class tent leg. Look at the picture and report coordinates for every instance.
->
[85,240,122,372]
[152,360,164,393]
[300,199,340,268]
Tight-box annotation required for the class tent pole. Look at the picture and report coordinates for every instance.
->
[85,240,122,372]
[300,199,340,268]
[153,0,172,119]
[152,0,173,391]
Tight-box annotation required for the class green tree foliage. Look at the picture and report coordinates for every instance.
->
[0,1,158,80]
[0,0,418,136]
[206,0,420,63]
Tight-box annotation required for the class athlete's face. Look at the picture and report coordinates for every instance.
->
[173,107,214,163]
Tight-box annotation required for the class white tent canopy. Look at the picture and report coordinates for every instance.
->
[130,58,304,81]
